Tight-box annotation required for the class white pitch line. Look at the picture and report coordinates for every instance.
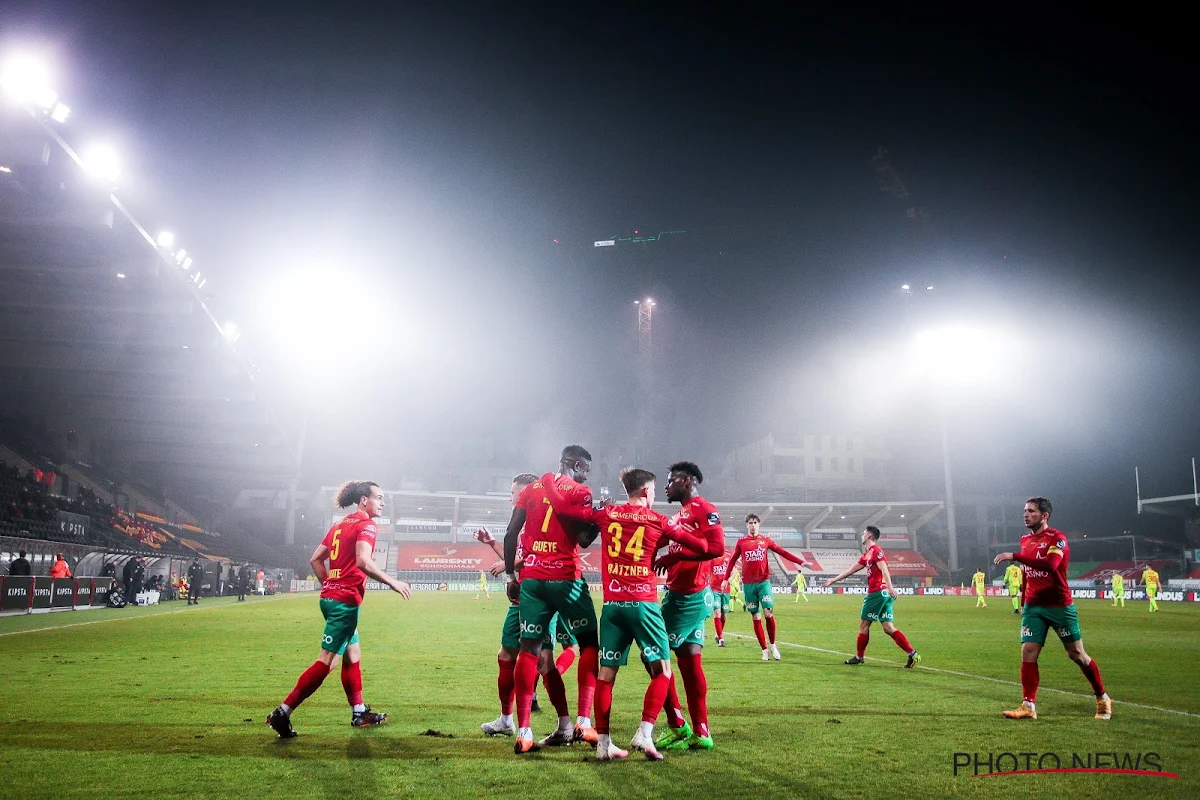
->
[726,632,1200,720]
[0,595,290,638]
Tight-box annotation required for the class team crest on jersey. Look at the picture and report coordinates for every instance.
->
[707,512,720,525]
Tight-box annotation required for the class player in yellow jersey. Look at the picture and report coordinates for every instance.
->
[729,567,743,609]
[1141,566,1160,612]
[475,570,490,601]
[1004,563,1023,614]
[792,570,809,603]
[1110,573,1125,607]
[972,569,988,607]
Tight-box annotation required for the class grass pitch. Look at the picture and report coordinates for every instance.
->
[1,591,1197,799]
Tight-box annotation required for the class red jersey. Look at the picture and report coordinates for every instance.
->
[858,544,887,593]
[586,503,674,602]
[727,535,806,585]
[517,475,593,581]
[1017,527,1072,607]
[319,510,378,606]
[709,554,730,592]
[665,496,725,594]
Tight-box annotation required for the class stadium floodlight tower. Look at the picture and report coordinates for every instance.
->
[910,324,1014,574]
[634,297,655,462]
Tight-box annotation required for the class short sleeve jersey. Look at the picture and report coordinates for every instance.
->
[732,536,775,584]
[1005,564,1023,587]
[1142,569,1160,588]
[517,475,593,581]
[1018,527,1072,608]
[858,544,887,593]
[319,510,378,607]
[1111,574,1124,589]
[665,496,725,594]
[594,503,673,602]
[972,571,986,588]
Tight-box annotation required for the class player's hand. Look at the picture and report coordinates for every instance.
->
[507,580,521,603]
[993,552,1013,565]
[540,472,555,486]
[823,579,834,588]
[489,560,506,577]
[654,553,678,574]
[392,580,412,600]
[887,587,898,599]
[720,580,729,592]
[473,528,495,544]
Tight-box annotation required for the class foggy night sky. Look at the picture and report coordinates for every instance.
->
[4,4,1198,537]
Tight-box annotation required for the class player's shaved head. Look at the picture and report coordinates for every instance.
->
[668,461,703,483]
[561,445,592,462]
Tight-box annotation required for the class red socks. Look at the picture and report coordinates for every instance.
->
[713,616,725,639]
[514,651,540,727]
[577,645,598,720]
[856,633,869,658]
[752,618,768,649]
[677,653,710,738]
[765,615,777,644]
[662,673,685,728]
[542,662,571,717]
[340,659,363,707]
[1021,661,1039,703]
[497,657,515,715]
[556,648,576,675]
[1079,658,1106,697]
[284,660,330,709]
[888,629,913,653]
[595,678,614,734]
[643,673,670,724]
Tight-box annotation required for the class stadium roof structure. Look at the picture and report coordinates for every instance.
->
[0,100,301,525]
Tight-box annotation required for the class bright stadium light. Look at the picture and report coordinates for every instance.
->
[0,54,57,109]
[156,231,175,248]
[49,102,69,123]
[81,144,120,184]
[223,321,241,342]
[174,248,188,264]
[181,256,193,270]
[909,324,1016,389]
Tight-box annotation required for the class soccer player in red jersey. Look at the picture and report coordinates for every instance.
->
[993,497,1112,720]
[542,467,713,761]
[503,445,603,754]
[823,525,921,667]
[475,473,579,737]
[709,552,731,646]
[650,461,725,751]
[267,481,412,738]
[725,514,807,660]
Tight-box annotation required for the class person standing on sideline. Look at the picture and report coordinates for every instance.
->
[9,550,32,575]
[187,557,204,605]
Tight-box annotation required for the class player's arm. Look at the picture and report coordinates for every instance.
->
[309,543,330,583]
[474,528,505,560]
[724,541,744,576]
[823,562,865,587]
[768,540,807,568]
[996,548,1063,572]
[878,560,898,598]
[502,506,526,576]
[537,472,603,525]
[354,539,411,599]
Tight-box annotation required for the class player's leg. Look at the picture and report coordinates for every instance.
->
[880,610,920,667]
[652,591,688,737]
[629,603,671,761]
[761,587,780,659]
[664,641,713,751]
[1004,607,1047,719]
[536,614,575,746]
[269,598,356,737]
[512,580,552,753]
[1057,608,1110,718]
[745,582,770,657]
[558,579,600,739]
[343,639,386,726]
[595,604,632,761]
[1149,588,1158,612]
[845,617,871,665]
[483,605,522,735]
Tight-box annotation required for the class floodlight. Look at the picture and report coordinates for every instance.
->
[49,102,69,123]
[901,284,910,291]
[223,321,241,342]
[174,249,188,263]
[156,231,175,248]
[0,55,56,108]
[116,272,126,279]
[0,166,11,173]
[81,144,120,184]
[909,325,1017,389]
[181,257,193,270]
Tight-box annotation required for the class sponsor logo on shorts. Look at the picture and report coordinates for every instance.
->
[322,634,334,645]
[600,647,624,662]
[1055,627,1071,639]
[642,644,663,660]
[1020,626,1033,638]
[565,616,589,631]
[520,620,545,636]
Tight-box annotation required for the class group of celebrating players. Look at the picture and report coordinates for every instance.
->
[265,446,1116,754]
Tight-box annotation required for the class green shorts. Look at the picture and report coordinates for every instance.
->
[1021,604,1082,644]
[661,588,714,649]
[319,597,361,655]
[713,591,731,614]
[860,590,895,623]
[744,580,774,613]
[502,604,580,649]
[518,578,597,643]
[599,601,670,666]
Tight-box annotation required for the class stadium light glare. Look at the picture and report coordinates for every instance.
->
[81,144,120,184]
[223,321,241,342]
[182,257,193,270]
[116,272,126,279]
[0,55,57,108]
[901,284,910,291]
[174,248,188,263]
[0,165,11,173]
[49,102,70,123]
[909,324,1017,389]
[156,231,175,248]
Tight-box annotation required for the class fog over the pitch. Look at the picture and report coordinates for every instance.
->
[8,4,1196,537]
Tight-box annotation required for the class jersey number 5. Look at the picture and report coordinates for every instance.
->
[330,529,342,561]
[607,523,646,561]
